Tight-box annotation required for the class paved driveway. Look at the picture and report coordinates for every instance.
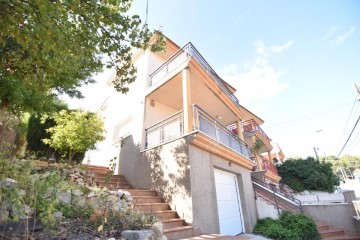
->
[183,234,271,240]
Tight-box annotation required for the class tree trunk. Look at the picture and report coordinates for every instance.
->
[68,149,74,164]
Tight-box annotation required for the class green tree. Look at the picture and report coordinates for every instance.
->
[43,110,105,163]
[278,157,340,192]
[0,0,165,113]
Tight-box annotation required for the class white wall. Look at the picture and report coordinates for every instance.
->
[256,197,281,219]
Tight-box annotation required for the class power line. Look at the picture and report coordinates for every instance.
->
[337,115,360,158]
[337,96,358,148]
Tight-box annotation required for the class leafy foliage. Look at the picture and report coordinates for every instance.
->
[42,110,105,163]
[254,211,319,240]
[0,0,165,113]
[278,157,340,192]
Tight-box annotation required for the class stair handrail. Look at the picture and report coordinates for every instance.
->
[252,177,303,213]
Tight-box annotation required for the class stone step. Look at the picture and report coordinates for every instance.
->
[126,189,157,197]
[94,173,127,181]
[320,228,346,239]
[316,221,330,231]
[132,196,163,204]
[93,172,122,178]
[133,203,170,213]
[163,219,187,229]
[323,235,360,240]
[97,182,131,189]
[148,210,178,221]
[164,226,195,240]
[96,179,130,185]
[86,166,111,174]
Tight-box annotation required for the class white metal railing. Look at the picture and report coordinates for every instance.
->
[149,43,241,108]
[353,201,360,220]
[145,111,183,148]
[192,105,251,160]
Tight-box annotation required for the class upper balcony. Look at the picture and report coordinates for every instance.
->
[261,156,279,176]
[242,119,272,152]
[149,43,240,109]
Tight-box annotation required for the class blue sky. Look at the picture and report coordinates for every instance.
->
[68,1,360,158]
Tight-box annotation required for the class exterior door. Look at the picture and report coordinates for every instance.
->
[214,168,244,235]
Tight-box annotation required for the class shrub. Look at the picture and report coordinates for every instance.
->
[278,157,339,192]
[254,211,319,240]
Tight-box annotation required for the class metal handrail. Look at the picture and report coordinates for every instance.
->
[145,111,183,148]
[252,177,303,213]
[149,42,241,108]
[192,104,252,160]
[242,119,271,143]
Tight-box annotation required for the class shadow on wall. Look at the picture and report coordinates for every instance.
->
[118,135,151,189]
[146,138,191,204]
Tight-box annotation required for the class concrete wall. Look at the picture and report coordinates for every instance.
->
[256,198,281,220]
[303,191,360,234]
[144,138,193,223]
[189,145,258,234]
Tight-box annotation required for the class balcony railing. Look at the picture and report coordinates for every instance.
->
[242,119,271,143]
[149,43,240,108]
[261,156,279,175]
[145,111,183,148]
[193,105,251,160]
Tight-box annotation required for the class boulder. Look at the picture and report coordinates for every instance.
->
[57,190,72,204]
[121,229,154,240]
[0,178,17,188]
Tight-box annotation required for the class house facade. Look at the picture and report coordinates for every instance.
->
[85,36,282,235]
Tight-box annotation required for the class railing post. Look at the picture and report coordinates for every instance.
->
[273,190,281,217]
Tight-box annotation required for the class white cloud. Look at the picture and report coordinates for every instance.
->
[270,40,293,53]
[333,26,356,46]
[219,40,288,111]
[322,25,356,48]
[321,25,338,41]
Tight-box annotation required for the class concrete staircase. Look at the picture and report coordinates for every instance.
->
[86,165,198,239]
[317,220,360,240]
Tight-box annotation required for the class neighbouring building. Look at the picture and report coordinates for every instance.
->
[85,35,283,235]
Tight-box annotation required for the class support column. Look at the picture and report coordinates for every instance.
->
[267,151,272,163]
[182,68,193,133]
[236,120,245,141]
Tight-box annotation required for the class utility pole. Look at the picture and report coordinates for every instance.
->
[313,147,319,161]
[353,83,360,99]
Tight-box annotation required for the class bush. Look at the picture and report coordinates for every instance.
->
[254,211,319,240]
[278,157,339,192]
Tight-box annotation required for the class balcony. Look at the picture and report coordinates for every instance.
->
[149,42,240,108]
[193,105,251,159]
[145,105,251,160]
[145,111,183,148]
[242,119,271,144]
[261,156,279,175]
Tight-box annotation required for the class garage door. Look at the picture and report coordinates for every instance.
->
[214,169,244,235]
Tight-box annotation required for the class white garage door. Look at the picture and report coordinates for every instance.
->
[214,169,244,235]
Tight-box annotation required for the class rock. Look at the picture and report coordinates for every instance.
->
[72,196,86,207]
[72,189,83,196]
[53,211,63,222]
[88,191,100,198]
[0,178,18,188]
[87,196,101,208]
[121,229,154,240]
[18,189,26,196]
[112,199,127,211]
[57,190,72,204]
[43,186,55,199]
[107,238,116,240]
[0,210,9,222]
[24,205,32,216]
[152,222,164,240]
